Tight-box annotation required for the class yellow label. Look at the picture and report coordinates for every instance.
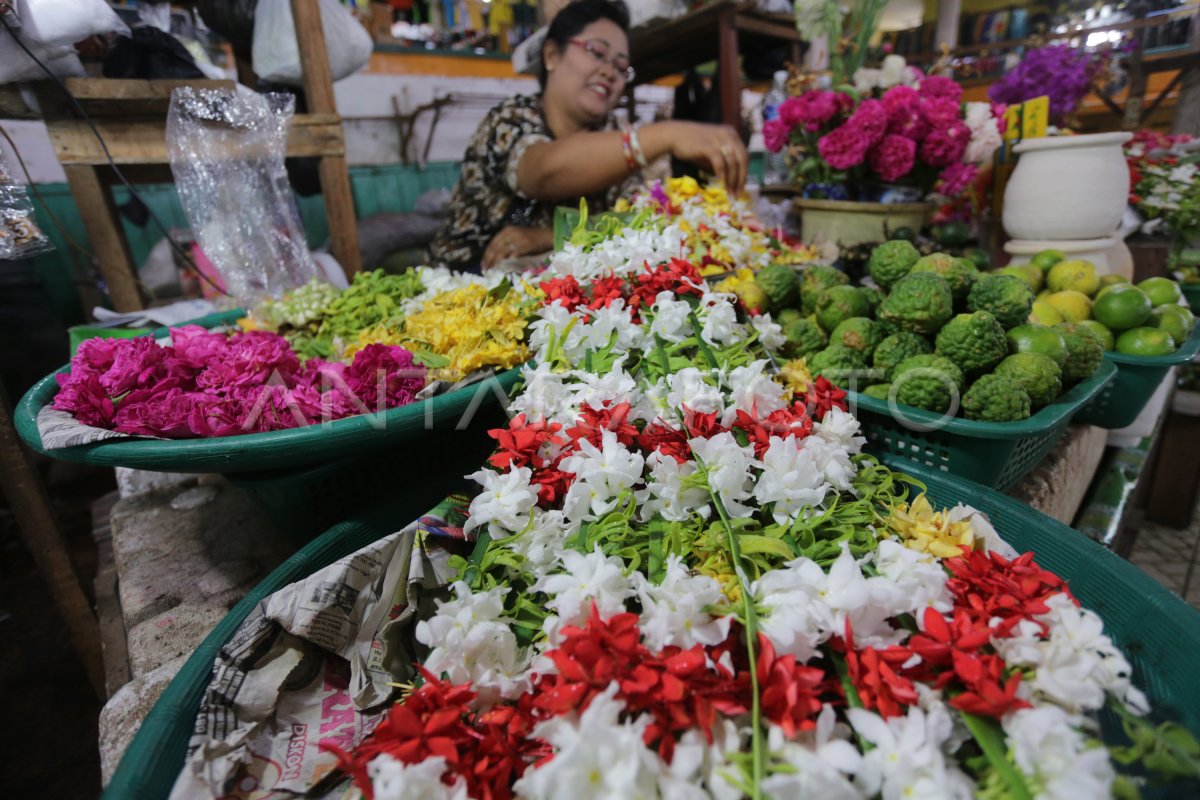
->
[1021,96,1049,140]
[1004,105,1023,141]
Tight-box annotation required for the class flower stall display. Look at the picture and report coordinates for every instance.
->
[1125,131,1200,269]
[307,222,1199,800]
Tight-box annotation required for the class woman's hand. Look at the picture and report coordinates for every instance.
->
[656,121,749,194]
[481,225,553,270]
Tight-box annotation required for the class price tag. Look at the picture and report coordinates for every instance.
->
[1004,105,1023,141]
[1021,96,1049,140]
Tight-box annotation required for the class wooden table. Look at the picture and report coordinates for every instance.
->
[629,0,805,128]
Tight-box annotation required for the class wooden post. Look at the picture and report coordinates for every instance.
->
[62,165,144,313]
[717,8,739,128]
[0,384,105,699]
[1124,29,1148,131]
[1172,16,1200,136]
[289,0,362,277]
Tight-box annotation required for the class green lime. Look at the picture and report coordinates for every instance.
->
[889,226,916,242]
[1092,285,1152,331]
[1047,259,1100,295]
[1136,277,1183,308]
[932,221,971,247]
[1029,299,1063,326]
[1031,249,1067,273]
[1099,274,1129,289]
[1078,319,1115,351]
[998,265,1040,292]
[1007,323,1069,366]
[1116,327,1176,356]
[963,247,991,271]
[1149,304,1194,346]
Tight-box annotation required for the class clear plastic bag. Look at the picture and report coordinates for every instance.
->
[251,0,373,86]
[0,26,84,85]
[0,151,54,261]
[166,87,322,306]
[13,0,129,47]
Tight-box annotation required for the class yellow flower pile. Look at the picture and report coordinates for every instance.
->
[346,284,530,382]
[887,494,978,558]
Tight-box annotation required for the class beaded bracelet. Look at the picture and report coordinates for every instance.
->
[620,129,638,170]
[628,126,649,169]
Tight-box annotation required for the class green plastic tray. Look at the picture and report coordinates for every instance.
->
[850,360,1116,491]
[227,404,507,544]
[104,458,1200,800]
[1075,324,1200,429]
[15,309,523,474]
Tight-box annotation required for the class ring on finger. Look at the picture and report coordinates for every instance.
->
[719,144,731,156]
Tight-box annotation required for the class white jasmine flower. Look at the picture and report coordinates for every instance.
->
[529,303,588,365]
[699,295,744,347]
[666,368,724,415]
[637,451,712,522]
[853,67,882,93]
[569,361,642,416]
[763,705,864,799]
[535,546,635,642]
[658,719,746,800]
[688,431,758,518]
[465,466,539,536]
[722,360,788,424]
[753,556,833,662]
[754,436,829,525]
[946,504,1018,559]
[560,429,646,522]
[848,705,976,800]
[510,509,580,575]
[508,363,576,428]
[634,555,730,651]
[415,582,531,701]
[1003,706,1116,800]
[586,298,646,353]
[513,684,663,800]
[814,406,867,454]
[369,755,467,800]
[801,435,858,492]
[650,290,694,344]
[870,540,953,618]
[751,313,787,353]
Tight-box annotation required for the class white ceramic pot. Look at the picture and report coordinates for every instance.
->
[1004,235,1134,280]
[1003,132,1133,241]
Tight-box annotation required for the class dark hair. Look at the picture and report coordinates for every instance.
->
[538,0,631,89]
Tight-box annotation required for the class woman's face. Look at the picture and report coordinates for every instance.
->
[544,19,630,128]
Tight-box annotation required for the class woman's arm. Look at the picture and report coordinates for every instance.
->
[516,120,748,200]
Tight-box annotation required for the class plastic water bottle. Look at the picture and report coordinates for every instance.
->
[762,70,789,185]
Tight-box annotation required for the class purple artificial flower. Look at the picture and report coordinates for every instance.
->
[988,44,1100,124]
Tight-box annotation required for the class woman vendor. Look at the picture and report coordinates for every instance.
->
[427,0,749,272]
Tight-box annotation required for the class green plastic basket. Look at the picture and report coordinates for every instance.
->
[1182,282,1200,315]
[1075,324,1200,429]
[104,460,1200,800]
[850,360,1116,491]
[226,404,506,544]
[15,309,524,474]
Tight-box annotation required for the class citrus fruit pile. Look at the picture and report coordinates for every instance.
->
[765,242,1109,423]
[1009,250,1196,357]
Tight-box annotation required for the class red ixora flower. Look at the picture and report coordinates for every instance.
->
[731,406,814,458]
[531,606,748,763]
[324,666,549,800]
[587,274,630,310]
[801,377,848,421]
[682,406,729,440]
[539,275,586,312]
[944,547,1074,637]
[836,622,919,719]
[488,413,566,471]
[565,402,639,449]
[756,633,831,737]
[631,258,705,309]
[946,651,1030,718]
[530,457,574,508]
[637,421,692,463]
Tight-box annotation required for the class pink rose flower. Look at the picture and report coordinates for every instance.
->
[992,102,1008,135]
[920,123,971,167]
[113,388,203,438]
[882,86,928,141]
[170,325,229,370]
[52,372,116,429]
[818,123,872,171]
[346,345,426,410]
[849,99,888,145]
[100,336,168,397]
[780,91,841,132]
[919,97,963,129]
[763,118,790,153]
[937,162,980,197]
[73,337,119,376]
[868,134,918,183]
[920,75,963,103]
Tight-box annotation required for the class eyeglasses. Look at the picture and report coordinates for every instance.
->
[568,38,635,83]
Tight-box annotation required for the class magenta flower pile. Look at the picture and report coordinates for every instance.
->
[765,74,1003,201]
[52,326,426,438]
